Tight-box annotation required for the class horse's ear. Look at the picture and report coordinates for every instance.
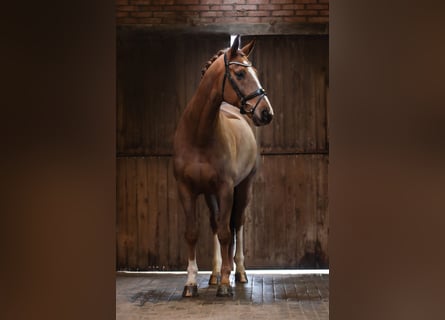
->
[241,40,255,57]
[229,35,241,58]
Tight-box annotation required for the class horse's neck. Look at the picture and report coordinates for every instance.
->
[183,74,223,146]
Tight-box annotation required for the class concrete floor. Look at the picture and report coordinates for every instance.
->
[116,270,329,319]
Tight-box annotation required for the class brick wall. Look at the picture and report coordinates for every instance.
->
[116,0,328,26]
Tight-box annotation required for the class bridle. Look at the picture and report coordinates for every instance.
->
[221,52,267,115]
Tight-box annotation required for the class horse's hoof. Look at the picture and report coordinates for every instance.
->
[182,285,198,297]
[208,274,221,285]
[216,284,233,297]
[235,272,248,283]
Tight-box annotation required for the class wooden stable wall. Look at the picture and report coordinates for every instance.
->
[117,30,329,271]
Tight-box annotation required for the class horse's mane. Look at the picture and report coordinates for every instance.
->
[201,49,227,78]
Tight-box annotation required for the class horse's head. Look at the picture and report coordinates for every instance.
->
[221,35,274,126]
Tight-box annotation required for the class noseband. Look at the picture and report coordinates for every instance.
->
[222,53,267,115]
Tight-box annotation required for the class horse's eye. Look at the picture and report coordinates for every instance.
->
[235,70,245,80]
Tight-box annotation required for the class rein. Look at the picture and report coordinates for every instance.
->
[222,53,267,115]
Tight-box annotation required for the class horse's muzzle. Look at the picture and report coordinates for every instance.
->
[252,108,273,126]
[261,109,273,124]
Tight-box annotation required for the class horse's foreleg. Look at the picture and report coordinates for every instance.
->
[209,233,222,285]
[215,184,234,297]
[178,183,199,297]
[184,226,199,297]
[232,174,254,283]
[205,194,222,285]
[234,225,248,283]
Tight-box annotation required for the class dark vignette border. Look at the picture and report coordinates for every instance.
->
[1,1,445,319]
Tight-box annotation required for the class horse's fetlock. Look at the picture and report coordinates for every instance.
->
[221,265,232,277]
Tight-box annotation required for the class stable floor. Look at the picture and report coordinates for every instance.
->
[116,270,329,320]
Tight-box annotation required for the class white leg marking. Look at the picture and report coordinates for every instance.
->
[234,226,246,274]
[186,258,198,286]
[212,234,222,275]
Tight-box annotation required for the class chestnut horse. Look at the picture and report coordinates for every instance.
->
[173,35,274,297]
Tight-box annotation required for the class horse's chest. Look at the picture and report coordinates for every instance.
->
[180,159,221,192]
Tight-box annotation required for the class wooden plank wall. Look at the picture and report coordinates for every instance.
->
[117,30,329,270]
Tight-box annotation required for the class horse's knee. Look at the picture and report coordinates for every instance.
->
[217,227,232,245]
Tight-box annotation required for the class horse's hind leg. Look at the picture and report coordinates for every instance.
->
[178,183,199,297]
[232,174,255,284]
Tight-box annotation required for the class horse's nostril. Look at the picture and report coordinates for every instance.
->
[261,109,272,122]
